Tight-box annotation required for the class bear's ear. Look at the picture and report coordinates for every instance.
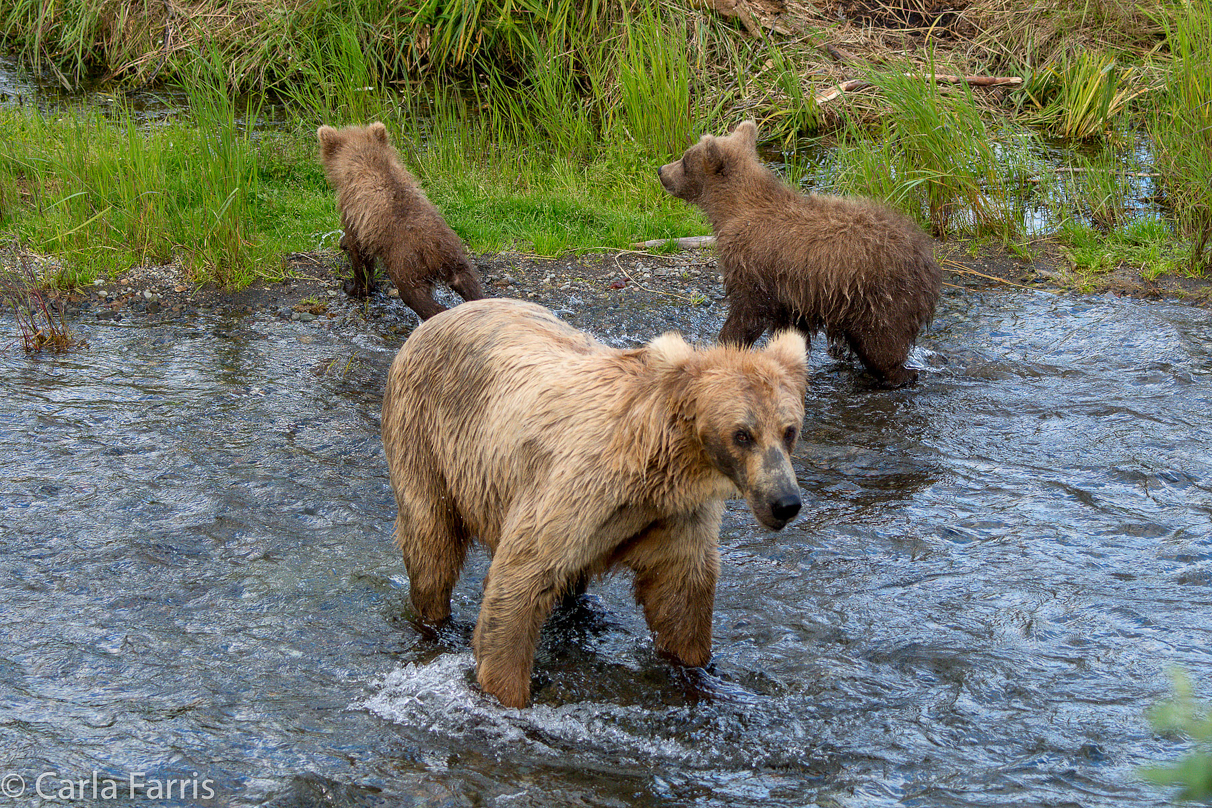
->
[701,137,726,176]
[646,332,696,373]
[733,120,758,152]
[317,125,341,158]
[368,121,389,143]
[763,330,808,378]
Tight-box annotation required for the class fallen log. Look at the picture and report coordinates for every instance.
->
[631,236,718,251]
[814,73,1022,105]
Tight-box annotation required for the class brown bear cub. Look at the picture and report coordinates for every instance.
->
[382,298,808,708]
[316,122,483,320]
[658,120,942,388]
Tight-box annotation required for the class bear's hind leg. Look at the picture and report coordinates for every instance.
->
[718,300,770,348]
[341,233,374,298]
[848,333,917,388]
[848,334,911,385]
[623,506,723,668]
[396,494,470,625]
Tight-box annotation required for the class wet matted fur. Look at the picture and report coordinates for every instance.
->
[658,120,942,387]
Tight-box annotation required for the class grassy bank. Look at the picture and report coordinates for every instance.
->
[0,97,708,288]
[0,0,1209,289]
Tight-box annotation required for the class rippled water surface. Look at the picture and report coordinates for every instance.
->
[2,287,1210,807]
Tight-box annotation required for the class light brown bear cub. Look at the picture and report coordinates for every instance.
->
[317,122,483,320]
[658,120,941,388]
[382,298,807,708]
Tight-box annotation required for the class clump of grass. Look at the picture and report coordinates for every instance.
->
[1058,147,1139,230]
[757,46,821,150]
[1023,51,1150,140]
[404,0,615,74]
[176,49,266,288]
[1142,669,1212,802]
[0,246,85,353]
[1149,0,1212,274]
[274,15,396,127]
[1058,217,1181,282]
[615,5,696,158]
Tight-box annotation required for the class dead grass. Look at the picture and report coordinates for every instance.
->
[0,246,86,354]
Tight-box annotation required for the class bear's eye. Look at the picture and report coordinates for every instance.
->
[784,426,798,446]
[733,428,753,447]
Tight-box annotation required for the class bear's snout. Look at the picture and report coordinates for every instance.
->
[770,493,801,524]
[747,470,802,531]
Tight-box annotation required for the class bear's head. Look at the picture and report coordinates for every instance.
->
[316,121,390,164]
[648,329,807,530]
[656,120,759,206]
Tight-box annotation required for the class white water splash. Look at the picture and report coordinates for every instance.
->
[359,653,703,766]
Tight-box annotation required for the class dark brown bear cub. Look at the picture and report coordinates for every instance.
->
[658,120,941,388]
[317,122,483,320]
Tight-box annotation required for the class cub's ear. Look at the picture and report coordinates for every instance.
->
[702,137,726,175]
[368,121,389,143]
[646,332,696,373]
[732,120,758,152]
[763,330,808,378]
[317,125,340,158]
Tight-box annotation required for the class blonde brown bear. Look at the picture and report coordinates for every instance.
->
[658,120,941,388]
[317,122,483,319]
[382,298,808,708]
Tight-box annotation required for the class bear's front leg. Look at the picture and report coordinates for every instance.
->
[340,232,372,298]
[718,299,769,348]
[624,504,724,667]
[395,283,448,321]
[472,555,565,708]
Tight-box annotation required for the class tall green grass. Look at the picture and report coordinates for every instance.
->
[2,1,1208,286]
[1149,0,1212,273]
[0,89,706,289]
[274,16,395,126]
[615,6,695,158]
[0,55,277,287]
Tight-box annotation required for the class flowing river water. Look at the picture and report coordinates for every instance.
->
[2,280,1211,807]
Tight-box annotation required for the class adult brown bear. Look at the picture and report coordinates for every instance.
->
[382,298,808,707]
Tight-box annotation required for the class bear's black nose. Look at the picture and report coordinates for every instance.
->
[656,166,664,179]
[770,494,801,522]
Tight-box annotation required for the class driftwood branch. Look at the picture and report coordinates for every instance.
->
[814,72,1023,105]
[823,44,857,64]
[814,79,873,104]
[631,236,718,251]
[135,0,178,90]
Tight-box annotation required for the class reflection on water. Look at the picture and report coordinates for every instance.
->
[1,288,1210,807]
